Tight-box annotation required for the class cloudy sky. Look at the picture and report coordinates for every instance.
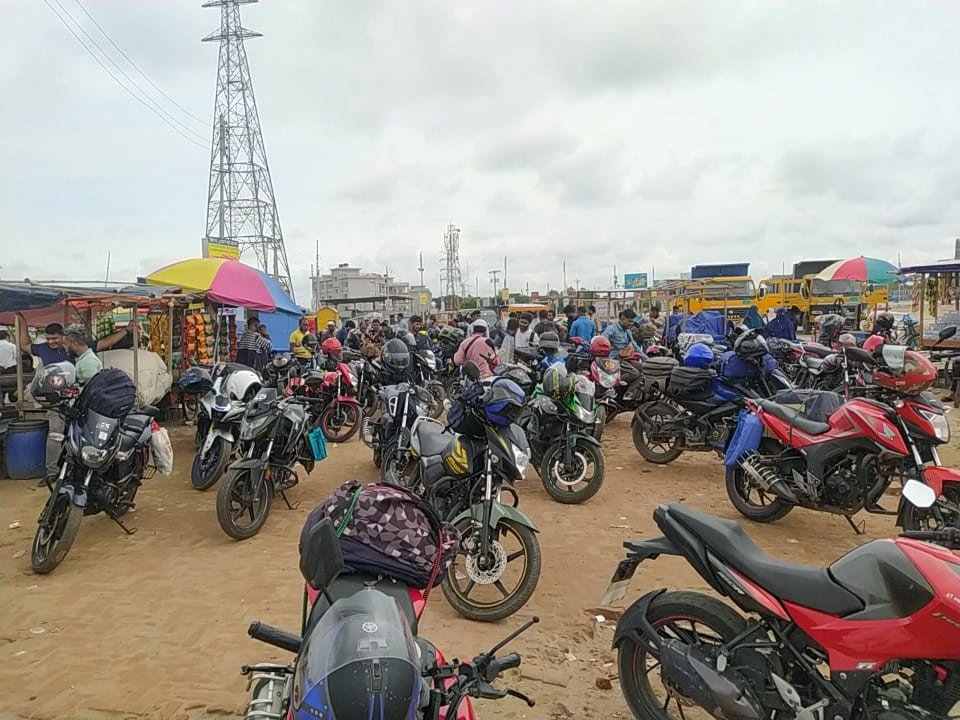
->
[2,1,958,304]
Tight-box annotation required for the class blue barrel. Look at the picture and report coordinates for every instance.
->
[5,420,49,479]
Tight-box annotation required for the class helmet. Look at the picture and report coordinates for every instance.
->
[818,314,844,340]
[838,333,857,348]
[301,333,320,354]
[874,312,895,332]
[272,354,291,370]
[863,334,886,354]
[321,337,342,357]
[590,336,612,357]
[734,329,769,360]
[480,378,526,426]
[683,343,714,369]
[873,346,937,395]
[178,366,213,395]
[30,361,78,402]
[223,368,262,402]
[541,364,575,401]
[397,330,417,350]
[381,338,411,373]
[539,331,560,351]
[495,365,535,396]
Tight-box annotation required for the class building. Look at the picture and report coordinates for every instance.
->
[313,263,433,319]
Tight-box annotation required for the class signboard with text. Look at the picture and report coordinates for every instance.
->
[202,237,240,261]
[624,273,648,289]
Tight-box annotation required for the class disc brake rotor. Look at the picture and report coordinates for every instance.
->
[465,540,508,584]
[553,451,588,486]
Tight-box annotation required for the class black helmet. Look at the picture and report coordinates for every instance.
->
[301,332,319,353]
[178,366,213,395]
[874,312,895,331]
[381,338,411,373]
[734,328,769,360]
[397,330,417,350]
[539,331,560,351]
[495,365,534,396]
[818,314,844,340]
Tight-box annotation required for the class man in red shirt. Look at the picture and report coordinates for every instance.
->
[453,319,498,377]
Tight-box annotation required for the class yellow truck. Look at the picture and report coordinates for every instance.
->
[679,264,757,320]
[757,260,865,329]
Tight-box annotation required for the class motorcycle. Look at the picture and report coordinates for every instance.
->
[216,388,315,540]
[520,377,605,503]
[368,381,424,480]
[241,517,537,720]
[31,367,157,574]
[603,497,960,720]
[315,360,363,443]
[413,347,448,420]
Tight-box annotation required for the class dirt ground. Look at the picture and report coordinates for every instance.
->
[1,411,958,720]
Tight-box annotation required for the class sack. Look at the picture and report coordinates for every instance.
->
[77,368,136,419]
[724,410,763,468]
[446,380,486,438]
[150,424,174,475]
[308,426,328,461]
[301,480,460,589]
[666,366,714,401]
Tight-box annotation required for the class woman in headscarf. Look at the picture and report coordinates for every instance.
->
[765,307,797,341]
[743,305,765,330]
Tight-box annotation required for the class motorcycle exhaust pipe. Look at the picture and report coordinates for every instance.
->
[740,453,799,504]
[660,639,764,720]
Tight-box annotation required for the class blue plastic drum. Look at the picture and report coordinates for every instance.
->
[4,420,49,479]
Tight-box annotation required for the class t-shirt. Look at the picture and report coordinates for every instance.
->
[289,329,312,359]
[0,339,17,369]
[31,342,71,367]
[74,349,103,384]
[515,328,538,349]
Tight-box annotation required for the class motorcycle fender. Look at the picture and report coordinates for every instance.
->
[59,484,87,508]
[336,395,360,405]
[202,427,234,455]
[612,588,667,649]
[453,502,539,534]
[570,432,602,448]
[228,457,266,472]
[921,466,960,497]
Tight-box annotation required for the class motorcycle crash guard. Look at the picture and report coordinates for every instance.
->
[452,501,539,534]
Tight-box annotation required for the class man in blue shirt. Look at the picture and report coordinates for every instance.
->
[568,306,595,343]
[15,316,71,367]
[603,309,647,399]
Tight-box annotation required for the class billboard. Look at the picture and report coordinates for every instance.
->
[624,272,648,289]
[202,237,240,260]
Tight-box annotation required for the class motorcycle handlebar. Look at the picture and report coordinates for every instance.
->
[247,621,302,655]
[901,528,960,546]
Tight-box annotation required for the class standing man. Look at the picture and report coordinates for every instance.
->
[336,320,355,345]
[320,321,338,342]
[453,320,498,377]
[497,318,520,364]
[568,307,595,342]
[237,316,272,370]
[63,325,102,385]
[514,312,539,350]
[408,316,432,351]
[289,317,313,363]
[0,329,18,373]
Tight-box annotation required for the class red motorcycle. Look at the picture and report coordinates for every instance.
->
[288,341,363,443]
[242,517,537,720]
[724,345,959,532]
[605,502,960,720]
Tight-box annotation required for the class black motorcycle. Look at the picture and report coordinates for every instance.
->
[366,381,425,481]
[31,367,157,574]
[216,388,315,540]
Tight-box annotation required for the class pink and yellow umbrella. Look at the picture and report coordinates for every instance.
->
[146,258,300,314]
[814,256,901,285]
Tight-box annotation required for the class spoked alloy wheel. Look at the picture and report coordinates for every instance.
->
[902,486,960,532]
[724,441,793,523]
[540,441,605,504]
[632,402,684,464]
[191,436,231,490]
[618,591,747,720]
[216,468,273,540]
[31,492,82,574]
[321,402,361,443]
[442,517,541,622]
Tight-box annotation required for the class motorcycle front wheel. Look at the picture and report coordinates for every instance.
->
[191,436,231,491]
[901,485,960,532]
[31,491,83,574]
[618,591,747,720]
[540,440,605,504]
[418,384,445,420]
[632,402,684,464]
[379,440,413,487]
[216,468,273,540]
[320,402,361,443]
[442,517,541,622]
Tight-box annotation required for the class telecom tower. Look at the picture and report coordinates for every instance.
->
[441,223,462,311]
[202,0,294,299]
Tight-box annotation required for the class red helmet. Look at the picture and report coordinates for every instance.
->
[321,337,342,356]
[863,334,885,354]
[590,336,612,357]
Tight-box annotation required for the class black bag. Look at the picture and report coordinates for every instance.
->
[446,381,486,438]
[666,366,714,401]
[642,356,678,393]
[76,368,136,419]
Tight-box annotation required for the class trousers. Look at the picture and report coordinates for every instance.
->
[46,410,65,479]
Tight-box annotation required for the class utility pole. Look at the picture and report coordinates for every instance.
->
[418,251,424,286]
[613,264,618,289]
[489,269,501,302]
[202,0,293,298]
[503,255,507,291]
[562,259,567,292]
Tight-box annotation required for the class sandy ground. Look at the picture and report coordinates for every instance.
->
[1,410,957,720]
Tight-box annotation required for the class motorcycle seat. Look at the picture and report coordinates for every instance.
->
[803,342,833,358]
[308,573,419,634]
[664,504,863,616]
[416,422,454,457]
[122,414,153,435]
[800,356,824,370]
[755,399,831,435]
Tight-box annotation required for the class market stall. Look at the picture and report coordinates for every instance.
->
[897,258,960,348]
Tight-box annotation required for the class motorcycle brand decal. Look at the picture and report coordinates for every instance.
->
[856,662,878,670]
[933,611,960,630]
[878,424,896,440]
[362,622,378,633]
[444,441,469,475]
[715,568,746,596]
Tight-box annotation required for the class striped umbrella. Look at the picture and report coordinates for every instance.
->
[814,256,901,284]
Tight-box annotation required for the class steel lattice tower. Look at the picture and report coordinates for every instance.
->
[202,0,294,298]
[441,223,462,311]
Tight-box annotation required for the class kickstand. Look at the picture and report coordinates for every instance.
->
[107,512,137,536]
[279,491,300,510]
[844,514,865,535]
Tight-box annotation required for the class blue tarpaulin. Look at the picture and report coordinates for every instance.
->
[0,283,64,313]
[667,310,727,344]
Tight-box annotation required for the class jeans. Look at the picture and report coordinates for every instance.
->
[46,410,65,479]
[620,359,642,399]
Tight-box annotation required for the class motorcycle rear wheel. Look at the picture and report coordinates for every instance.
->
[217,468,273,541]
[31,492,82,574]
[632,402,684,464]
[540,440,604,504]
[191,436,231,491]
[618,591,747,720]
[321,403,361,443]
[725,448,794,523]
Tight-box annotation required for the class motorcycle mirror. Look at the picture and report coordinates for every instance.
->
[299,517,344,590]
[938,326,957,342]
[463,362,481,381]
[902,479,936,509]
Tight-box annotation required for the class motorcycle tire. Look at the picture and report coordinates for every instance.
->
[442,517,541,623]
[632,402,685,464]
[417,385,445,420]
[321,403,361,443]
[724,442,794,523]
[31,492,83,574]
[540,440,604,504]
[592,405,607,441]
[379,440,413,487]
[191,436,231,491]
[901,485,960,532]
[216,468,273,541]
[617,591,747,720]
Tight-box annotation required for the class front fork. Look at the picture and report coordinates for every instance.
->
[478,454,494,569]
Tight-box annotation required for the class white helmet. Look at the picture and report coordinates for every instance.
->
[223,369,262,402]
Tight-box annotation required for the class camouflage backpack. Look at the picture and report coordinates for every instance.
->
[301,480,460,589]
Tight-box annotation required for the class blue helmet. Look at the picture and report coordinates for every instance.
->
[684,343,714,369]
[480,378,526,426]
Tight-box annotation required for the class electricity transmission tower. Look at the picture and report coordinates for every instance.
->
[440,223,462,311]
[202,0,294,299]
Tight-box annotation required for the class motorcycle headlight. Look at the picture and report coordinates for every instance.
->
[576,404,596,424]
[81,445,112,468]
[511,443,530,478]
[918,408,950,442]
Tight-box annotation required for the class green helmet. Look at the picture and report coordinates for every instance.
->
[542,364,574,401]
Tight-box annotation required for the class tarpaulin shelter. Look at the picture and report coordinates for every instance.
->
[898,257,960,348]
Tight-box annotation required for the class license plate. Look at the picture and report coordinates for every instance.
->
[599,558,640,606]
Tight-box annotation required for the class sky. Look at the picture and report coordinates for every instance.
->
[1,1,958,305]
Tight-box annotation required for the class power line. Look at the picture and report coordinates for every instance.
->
[71,0,209,128]
[41,0,208,149]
